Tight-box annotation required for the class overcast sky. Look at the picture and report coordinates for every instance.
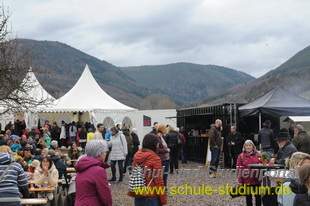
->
[4,0,310,78]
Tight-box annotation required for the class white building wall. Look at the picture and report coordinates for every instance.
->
[134,109,177,145]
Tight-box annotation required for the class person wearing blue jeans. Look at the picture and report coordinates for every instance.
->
[210,147,221,173]
[135,197,161,206]
[108,126,128,183]
[110,160,124,182]
[161,160,170,187]
[209,119,223,177]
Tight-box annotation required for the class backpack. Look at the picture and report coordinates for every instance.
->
[128,164,146,192]
[128,158,153,198]
[124,134,133,153]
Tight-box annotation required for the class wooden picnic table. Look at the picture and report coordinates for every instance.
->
[29,186,56,192]
[29,179,62,185]
[21,198,47,205]
[66,167,76,172]
[69,159,78,162]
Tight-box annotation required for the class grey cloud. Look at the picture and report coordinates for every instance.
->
[5,0,310,78]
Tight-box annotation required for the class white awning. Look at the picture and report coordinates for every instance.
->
[289,116,310,122]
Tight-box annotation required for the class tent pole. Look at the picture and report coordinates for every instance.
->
[259,112,262,130]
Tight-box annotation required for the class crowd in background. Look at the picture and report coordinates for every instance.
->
[224,119,310,206]
[0,118,189,206]
[1,118,309,206]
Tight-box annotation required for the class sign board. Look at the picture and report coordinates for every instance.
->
[143,115,151,127]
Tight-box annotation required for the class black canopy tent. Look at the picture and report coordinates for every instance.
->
[239,87,310,129]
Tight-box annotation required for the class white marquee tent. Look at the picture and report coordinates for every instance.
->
[0,69,56,130]
[43,65,137,127]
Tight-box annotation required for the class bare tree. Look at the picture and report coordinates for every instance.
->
[0,6,53,114]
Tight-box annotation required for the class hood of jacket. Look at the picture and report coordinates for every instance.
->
[0,152,14,165]
[290,178,308,194]
[122,129,130,136]
[134,149,157,165]
[74,156,110,172]
[50,155,60,161]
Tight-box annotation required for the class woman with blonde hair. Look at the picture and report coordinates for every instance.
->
[278,152,310,206]
[290,163,310,205]
[156,124,170,187]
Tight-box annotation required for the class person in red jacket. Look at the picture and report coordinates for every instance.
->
[132,133,167,206]
[236,140,262,206]
[75,140,112,206]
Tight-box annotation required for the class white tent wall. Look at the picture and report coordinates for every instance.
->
[0,113,15,131]
[24,112,39,129]
[135,109,177,144]
[91,111,136,129]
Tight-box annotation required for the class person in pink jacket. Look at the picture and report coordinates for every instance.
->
[236,140,262,206]
[74,140,112,206]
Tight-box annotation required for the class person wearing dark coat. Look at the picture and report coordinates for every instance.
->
[258,120,275,158]
[290,163,310,206]
[274,129,297,165]
[28,127,39,138]
[292,124,310,155]
[150,122,158,134]
[164,125,179,174]
[5,121,12,132]
[288,123,295,140]
[131,128,140,157]
[0,134,8,146]
[50,122,60,142]
[48,150,67,179]
[227,125,244,168]
[78,126,87,149]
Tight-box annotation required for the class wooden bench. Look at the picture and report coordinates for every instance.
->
[21,198,47,205]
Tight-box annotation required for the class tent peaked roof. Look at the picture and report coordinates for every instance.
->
[239,87,310,117]
[48,65,136,112]
[1,68,55,112]
[25,69,56,102]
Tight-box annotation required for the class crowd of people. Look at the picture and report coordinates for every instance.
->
[0,117,309,206]
[0,119,189,206]
[223,119,310,206]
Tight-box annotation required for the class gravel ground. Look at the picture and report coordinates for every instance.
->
[107,161,249,206]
